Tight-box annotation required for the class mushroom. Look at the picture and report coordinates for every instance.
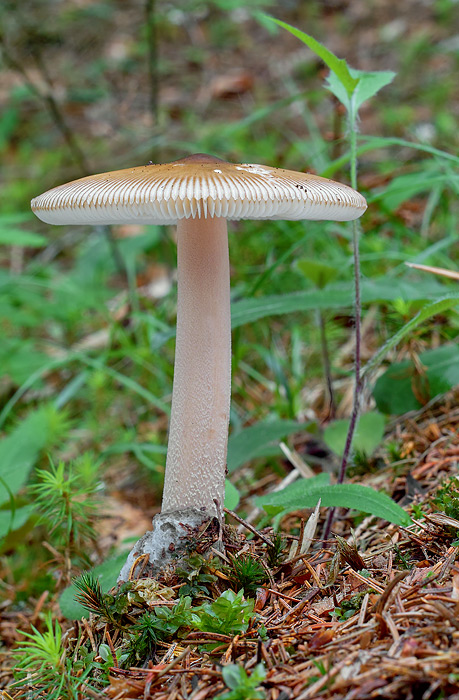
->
[31,153,366,576]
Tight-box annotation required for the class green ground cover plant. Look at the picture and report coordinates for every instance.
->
[219,663,267,700]
[12,614,99,699]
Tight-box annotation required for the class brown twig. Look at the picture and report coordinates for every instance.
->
[223,507,274,547]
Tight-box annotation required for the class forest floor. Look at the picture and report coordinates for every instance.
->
[2,392,459,698]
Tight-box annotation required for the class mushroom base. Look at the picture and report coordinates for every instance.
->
[117,508,218,582]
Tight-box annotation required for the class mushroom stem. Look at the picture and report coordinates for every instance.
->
[161,216,231,517]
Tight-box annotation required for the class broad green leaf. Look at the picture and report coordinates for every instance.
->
[259,473,331,516]
[224,479,240,511]
[0,229,47,247]
[0,213,35,225]
[374,168,456,210]
[227,419,303,473]
[269,21,394,111]
[296,258,339,289]
[222,664,246,691]
[231,277,447,328]
[262,476,321,507]
[0,504,34,539]
[327,69,395,113]
[351,70,395,112]
[323,411,386,457]
[323,69,350,109]
[268,18,359,96]
[60,551,128,619]
[262,504,287,517]
[256,481,410,526]
[0,406,66,505]
[373,344,459,415]
[363,295,459,381]
[0,339,50,385]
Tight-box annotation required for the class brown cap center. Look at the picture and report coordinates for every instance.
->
[169,153,228,165]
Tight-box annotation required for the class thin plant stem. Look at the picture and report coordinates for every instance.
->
[322,98,363,542]
[1,39,89,174]
[336,220,362,489]
[145,0,159,123]
[349,100,358,190]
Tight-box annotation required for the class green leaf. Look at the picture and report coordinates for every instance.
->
[0,213,34,225]
[324,71,350,110]
[0,229,47,247]
[0,406,66,505]
[224,479,240,511]
[256,480,410,526]
[0,339,50,385]
[0,504,34,539]
[374,167,457,210]
[0,355,79,429]
[227,420,303,473]
[363,295,459,382]
[220,663,266,699]
[296,258,339,289]
[222,665,245,691]
[360,135,459,165]
[262,504,286,518]
[266,22,394,113]
[373,344,459,415]
[351,70,395,111]
[231,278,447,328]
[60,551,128,619]
[323,411,386,457]
[321,134,459,179]
[268,18,359,97]
[327,69,395,113]
[191,589,254,635]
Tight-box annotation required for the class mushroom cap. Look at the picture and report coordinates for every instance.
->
[31,153,367,226]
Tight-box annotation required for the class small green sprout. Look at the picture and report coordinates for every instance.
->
[218,663,266,700]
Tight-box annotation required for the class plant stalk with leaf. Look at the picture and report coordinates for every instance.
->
[260,23,458,529]
[269,18,396,537]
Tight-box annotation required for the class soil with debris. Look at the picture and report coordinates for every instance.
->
[3,394,459,699]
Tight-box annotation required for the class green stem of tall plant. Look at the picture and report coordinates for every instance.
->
[322,98,363,541]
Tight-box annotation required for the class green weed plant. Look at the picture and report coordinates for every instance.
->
[12,614,98,699]
[219,663,267,700]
